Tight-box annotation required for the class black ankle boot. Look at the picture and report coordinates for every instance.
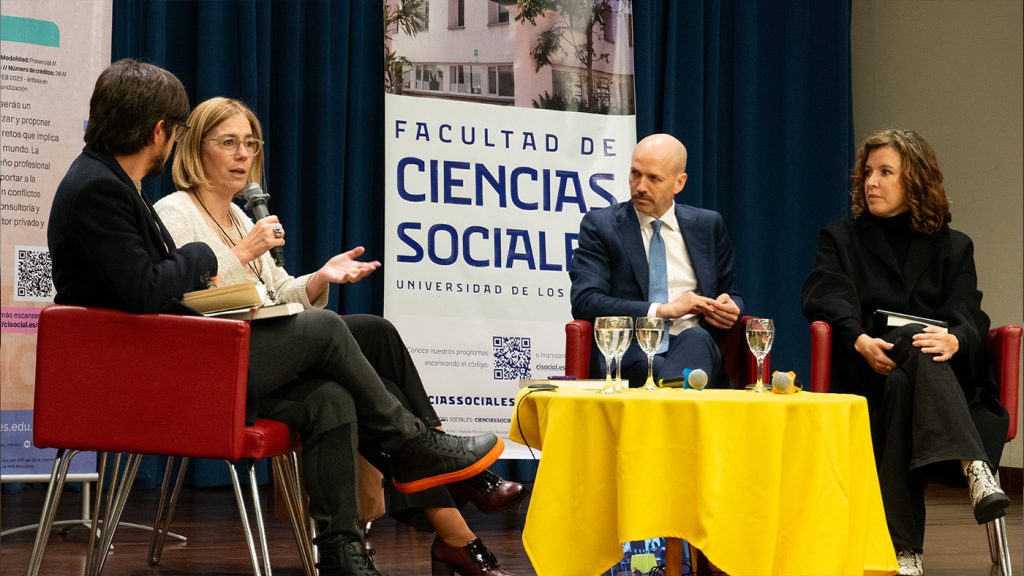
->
[316,538,383,576]
[390,427,504,494]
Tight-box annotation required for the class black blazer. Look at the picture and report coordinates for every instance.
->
[48,146,216,314]
[801,215,1007,462]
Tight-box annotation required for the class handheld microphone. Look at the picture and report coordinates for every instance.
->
[242,182,285,267]
[683,368,708,390]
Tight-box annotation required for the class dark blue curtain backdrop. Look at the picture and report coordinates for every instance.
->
[108,0,851,486]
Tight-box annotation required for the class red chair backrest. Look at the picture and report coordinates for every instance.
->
[34,305,251,460]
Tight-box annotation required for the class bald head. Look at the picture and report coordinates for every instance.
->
[629,134,689,218]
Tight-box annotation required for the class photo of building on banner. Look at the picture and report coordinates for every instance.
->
[382,0,636,458]
[0,0,111,481]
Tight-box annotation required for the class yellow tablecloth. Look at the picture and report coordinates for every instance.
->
[510,387,898,576]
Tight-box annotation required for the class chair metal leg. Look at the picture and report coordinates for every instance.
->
[26,448,79,576]
[226,460,264,576]
[87,453,143,576]
[148,455,190,565]
[988,515,1013,575]
[248,462,274,576]
[272,452,317,576]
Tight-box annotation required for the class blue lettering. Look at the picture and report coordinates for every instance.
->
[510,167,538,211]
[580,136,594,155]
[505,228,536,269]
[546,134,558,152]
[522,132,537,151]
[428,224,458,265]
[475,163,507,208]
[443,161,472,205]
[397,222,424,262]
[538,231,561,271]
[415,121,430,141]
[590,173,616,208]
[463,226,489,267]
[397,157,426,202]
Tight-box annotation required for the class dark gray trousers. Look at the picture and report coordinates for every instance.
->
[344,314,457,532]
[247,308,424,543]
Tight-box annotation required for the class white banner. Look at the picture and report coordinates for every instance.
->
[383,1,635,457]
[0,0,111,479]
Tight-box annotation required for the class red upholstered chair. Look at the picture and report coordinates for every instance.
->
[809,320,1021,576]
[28,305,315,576]
[565,316,770,387]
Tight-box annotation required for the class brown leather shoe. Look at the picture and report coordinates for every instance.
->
[431,537,512,576]
[448,469,528,514]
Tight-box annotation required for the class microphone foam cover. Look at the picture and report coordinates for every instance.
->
[687,368,708,390]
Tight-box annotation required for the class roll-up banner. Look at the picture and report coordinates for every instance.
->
[383,0,635,457]
[0,0,111,481]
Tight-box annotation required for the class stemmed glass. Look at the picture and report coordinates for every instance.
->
[745,318,775,392]
[594,316,632,394]
[635,317,667,390]
[613,319,633,392]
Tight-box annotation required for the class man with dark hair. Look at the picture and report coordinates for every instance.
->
[48,58,503,576]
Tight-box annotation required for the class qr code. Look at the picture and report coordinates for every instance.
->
[492,336,531,380]
[14,246,55,302]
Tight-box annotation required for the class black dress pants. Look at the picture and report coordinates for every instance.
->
[869,325,991,552]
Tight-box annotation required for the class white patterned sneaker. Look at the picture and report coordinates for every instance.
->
[896,546,923,576]
[965,460,1011,523]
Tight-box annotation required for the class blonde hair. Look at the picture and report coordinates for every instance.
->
[172,97,264,195]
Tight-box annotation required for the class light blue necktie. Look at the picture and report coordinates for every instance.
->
[648,220,669,353]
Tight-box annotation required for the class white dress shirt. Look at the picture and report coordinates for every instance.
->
[637,207,698,335]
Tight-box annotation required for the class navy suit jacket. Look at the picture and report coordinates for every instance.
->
[570,201,744,331]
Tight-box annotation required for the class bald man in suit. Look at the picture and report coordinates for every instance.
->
[570,134,744,388]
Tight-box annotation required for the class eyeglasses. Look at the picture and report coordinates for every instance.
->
[173,121,190,143]
[203,135,263,156]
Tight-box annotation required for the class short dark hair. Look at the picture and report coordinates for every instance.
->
[84,59,190,156]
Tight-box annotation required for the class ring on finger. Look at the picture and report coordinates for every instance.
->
[272,225,284,239]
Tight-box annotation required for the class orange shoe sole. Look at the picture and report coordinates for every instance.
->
[392,436,505,494]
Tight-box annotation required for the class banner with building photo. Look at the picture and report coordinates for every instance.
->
[383,0,635,457]
[0,0,111,479]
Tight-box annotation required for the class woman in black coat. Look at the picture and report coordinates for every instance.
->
[801,129,1009,576]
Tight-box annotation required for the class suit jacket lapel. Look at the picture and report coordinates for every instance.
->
[857,217,901,277]
[676,204,711,296]
[614,203,649,298]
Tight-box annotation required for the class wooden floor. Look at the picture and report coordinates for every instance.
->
[1,482,1020,575]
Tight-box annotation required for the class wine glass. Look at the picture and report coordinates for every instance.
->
[635,317,667,390]
[613,318,634,392]
[594,316,630,394]
[745,318,775,392]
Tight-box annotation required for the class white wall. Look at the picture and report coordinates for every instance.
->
[851,0,1024,468]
